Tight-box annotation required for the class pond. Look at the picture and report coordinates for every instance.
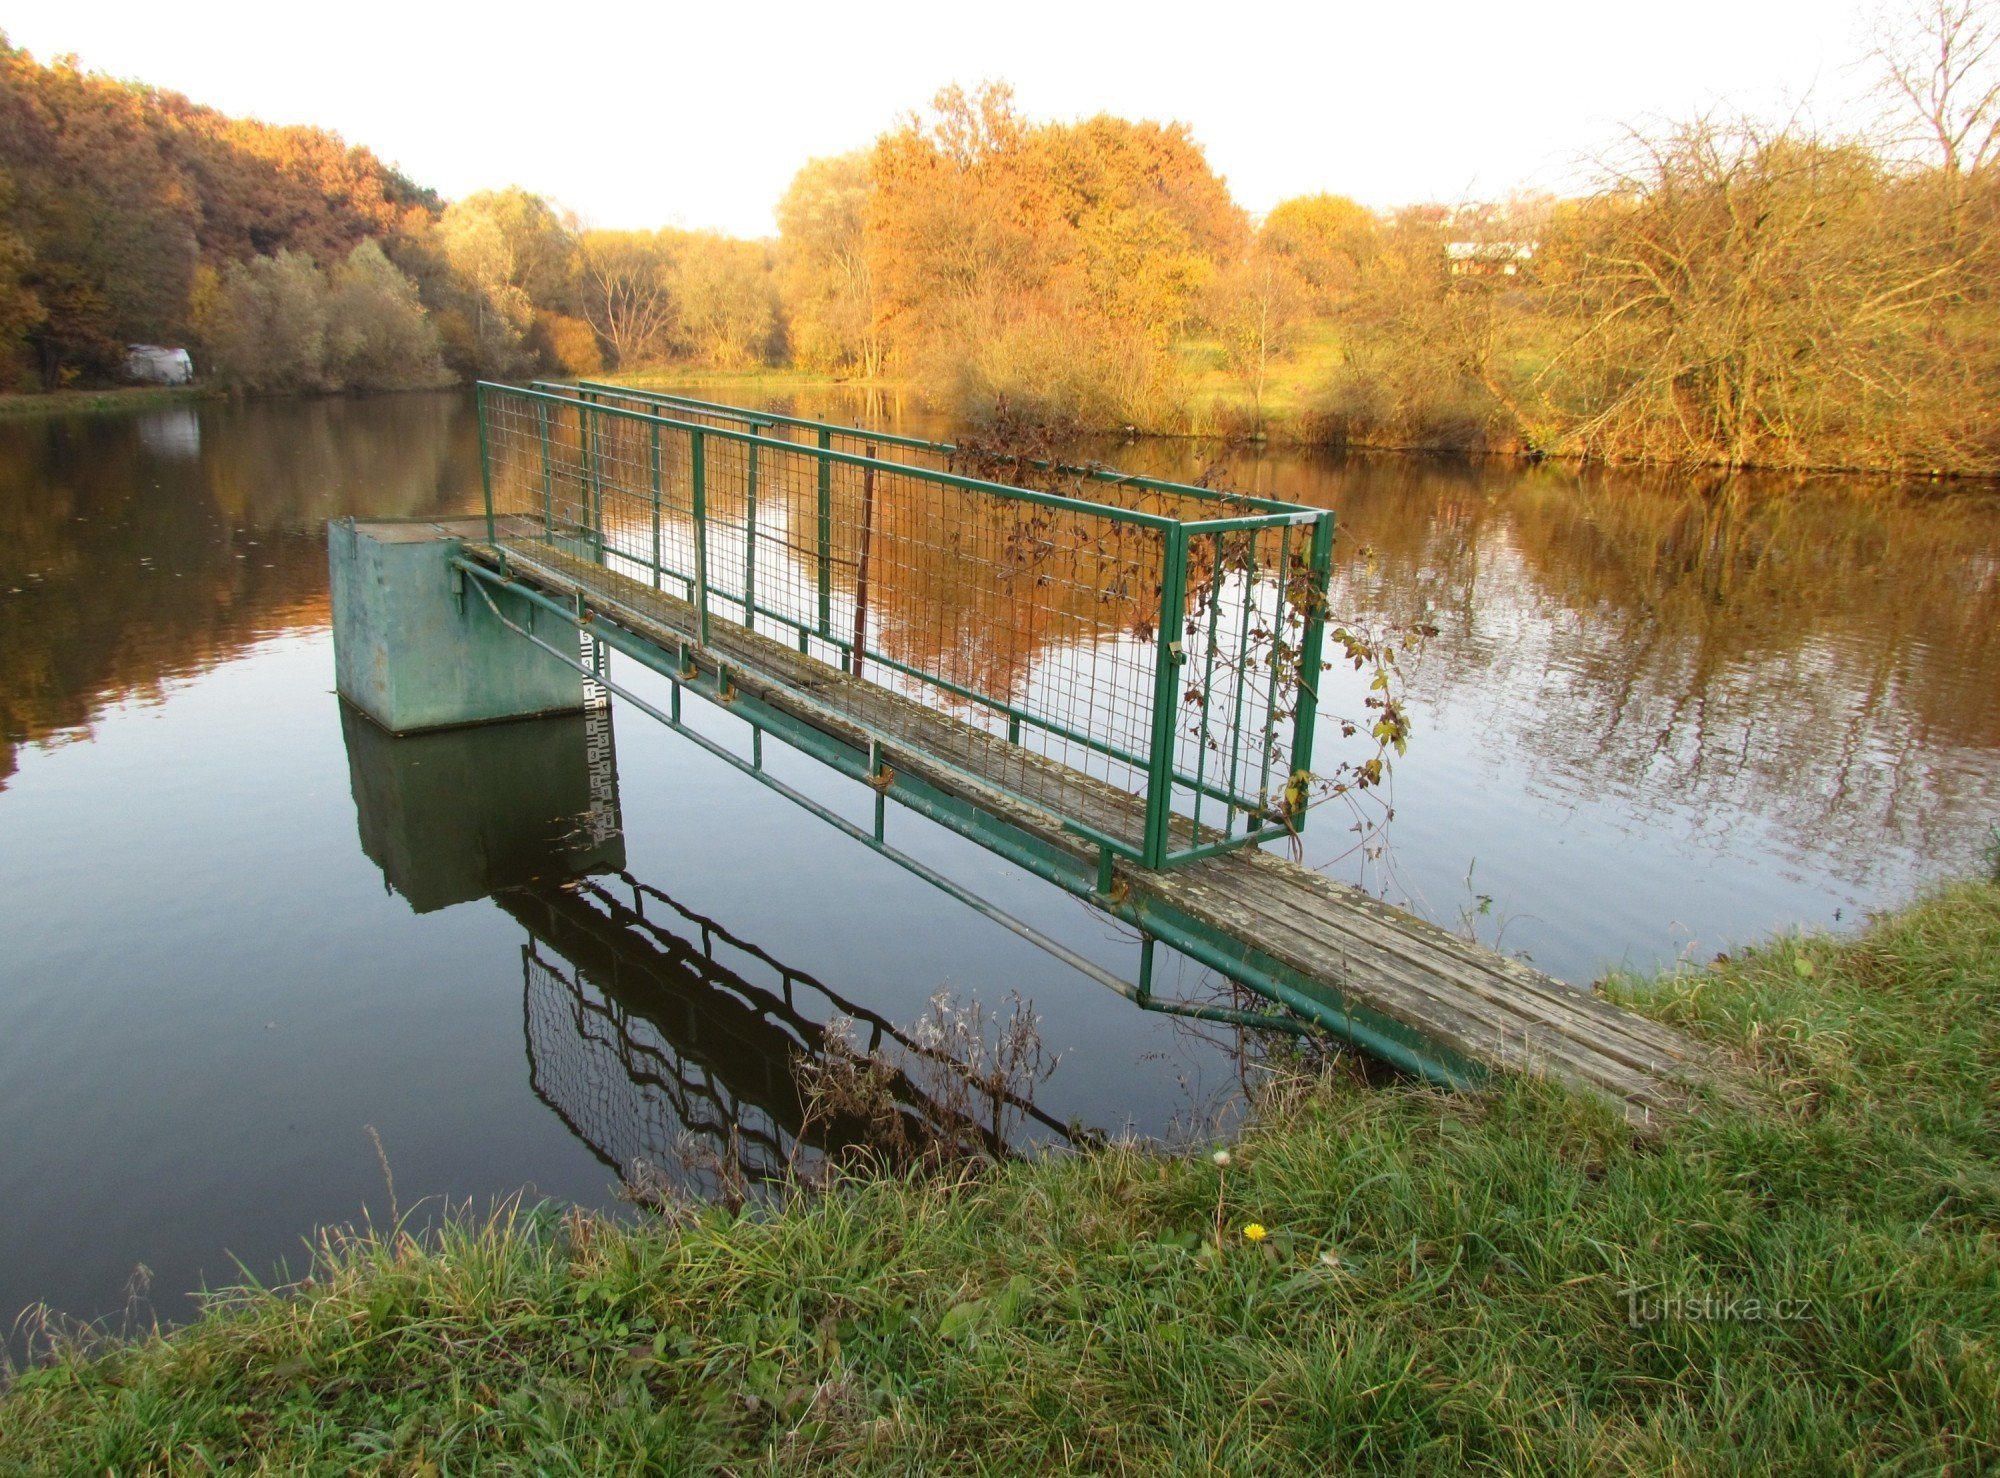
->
[3,388,1996,1345]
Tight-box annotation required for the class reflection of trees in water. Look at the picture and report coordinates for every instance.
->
[194,393,482,529]
[0,394,482,785]
[1489,475,2000,869]
[1203,451,2000,876]
[513,398,2000,874]
[11,385,1999,870]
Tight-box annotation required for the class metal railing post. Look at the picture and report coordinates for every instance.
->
[850,445,876,677]
[536,399,553,538]
[1142,524,1191,868]
[744,422,760,633]
[1286,512,1337,836]
[476,382,495,544]
[578,394,600,560]
[691,426,710,646]
[816,427,833,637]
[1191,533,1224,841]
[1257,524,1294,811]
[648,421,662,590]
[1224,530,1257,831]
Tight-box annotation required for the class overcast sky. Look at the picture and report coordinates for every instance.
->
[6,0,1894,236]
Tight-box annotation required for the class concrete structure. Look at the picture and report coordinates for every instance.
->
[330,517,584,734]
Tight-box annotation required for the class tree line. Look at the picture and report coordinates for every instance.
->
[0,39,783,396]
[6,2,1999,473]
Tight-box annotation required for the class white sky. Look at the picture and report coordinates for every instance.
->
[5,0,1893,237]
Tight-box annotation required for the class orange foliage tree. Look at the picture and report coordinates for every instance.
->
[860,83,1245,428]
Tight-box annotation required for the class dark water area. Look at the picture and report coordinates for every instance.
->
[2,388,1997,1346]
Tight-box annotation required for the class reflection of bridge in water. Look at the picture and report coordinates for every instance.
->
[340,699,1080,1197]
[509,873,1078,1195]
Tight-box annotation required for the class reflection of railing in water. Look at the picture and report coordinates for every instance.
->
[578,633,619,848]
[478,381,1335,869]
[506,872,1084,1197]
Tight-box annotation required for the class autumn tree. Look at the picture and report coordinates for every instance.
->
[0,42,200,383]
[1534,116,1985,468]
[438,188,579,377]
[324,239,446,391]
[151,92,434,265]
[670,231,781,367]
[193,241,449,393]
[379,208,506,379]
[532,312,604,375]
[194,250,330,392]
[1204,250,1309,429]
[1873,1,2000,188]
[776,152,881,375]
[1258,194,1380,311]
[1042,115,1248,341]
[0,168,44,386]
[1311,206,1515,452]
[0,38,451,388]
[867,82,1243,428]
[439,188,577,310]
[867,84,1054,354]
[867,83,1099,425]
[577,229,679,368]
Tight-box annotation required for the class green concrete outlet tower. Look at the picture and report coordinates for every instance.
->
[329,517,584,734]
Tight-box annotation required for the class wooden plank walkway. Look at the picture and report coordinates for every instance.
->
[463,533,1722,1124]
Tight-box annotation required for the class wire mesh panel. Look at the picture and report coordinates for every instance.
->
[478,383,1332,867]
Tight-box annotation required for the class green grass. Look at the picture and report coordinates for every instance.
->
[0,385,213,418]
[1181,322,1352,436]
[3,882,1996,1472]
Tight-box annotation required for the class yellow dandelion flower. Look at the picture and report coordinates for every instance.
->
[1242,1223,1268,1242]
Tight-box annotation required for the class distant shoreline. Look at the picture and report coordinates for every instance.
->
[8,377,1998,486]
[0,385,215,418]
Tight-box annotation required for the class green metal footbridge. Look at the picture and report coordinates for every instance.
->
[328,382,1717,1122]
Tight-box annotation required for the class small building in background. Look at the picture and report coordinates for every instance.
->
[125,344,195,385]
[1445,242,1536,278]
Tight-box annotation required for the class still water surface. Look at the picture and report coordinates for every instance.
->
[3,389,1996,1341]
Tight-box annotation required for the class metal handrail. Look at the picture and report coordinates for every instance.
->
[476,382,1335,869]
[556,380,1317,520]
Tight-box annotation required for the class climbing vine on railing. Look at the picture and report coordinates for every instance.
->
[1187,527,1434,854]
[951,418,1433,860]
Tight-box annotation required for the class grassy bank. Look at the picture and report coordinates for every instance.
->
[0,385,213,419]
[3,882,1996,1471]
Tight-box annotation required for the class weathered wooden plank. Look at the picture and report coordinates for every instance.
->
[1146,867,1685,1100]
[1178,867,1712,1080]
[1218,853,1710,1060]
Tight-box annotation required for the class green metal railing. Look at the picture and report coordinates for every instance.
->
[476,381,1335,871]
[551,380,1316,520]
